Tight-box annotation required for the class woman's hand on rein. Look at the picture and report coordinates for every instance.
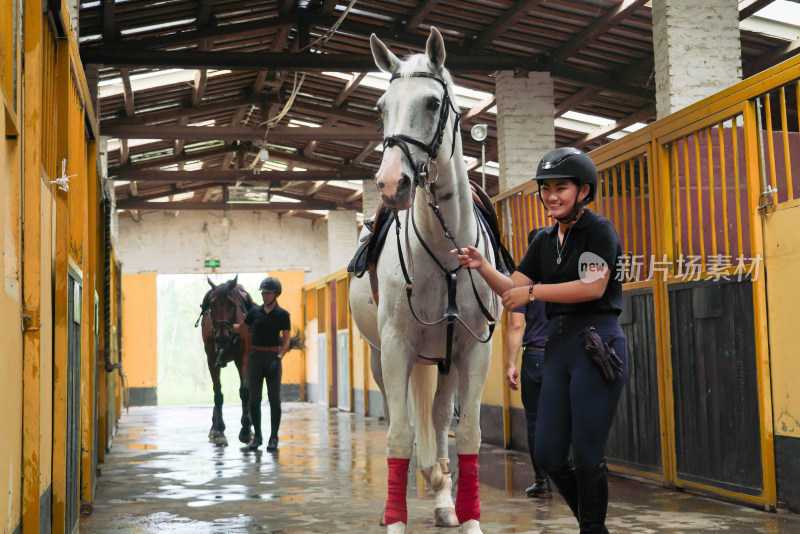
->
[450,245,485,270]
[501,286,531,310]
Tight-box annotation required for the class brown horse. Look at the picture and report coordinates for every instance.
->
[200,275,255,446]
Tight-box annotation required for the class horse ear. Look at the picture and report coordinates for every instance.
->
[370,33,400,74]
[426,27,446,72]
[232,274,238,287]
[207,276,216,289]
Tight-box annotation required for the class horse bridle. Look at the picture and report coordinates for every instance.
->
[382,72,461,189]
[382,71,496,375]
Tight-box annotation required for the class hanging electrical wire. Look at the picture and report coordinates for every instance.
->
[250,0,361,170]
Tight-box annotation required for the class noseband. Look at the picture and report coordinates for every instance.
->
[381,72,461,189]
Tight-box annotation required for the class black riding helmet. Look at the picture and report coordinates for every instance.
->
[259,277,282,296]
[532,147,598,223]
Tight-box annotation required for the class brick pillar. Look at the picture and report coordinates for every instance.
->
[327,210,358,273]
[653,0,741,119]
[495,71,555,192]
[361,179,381,219]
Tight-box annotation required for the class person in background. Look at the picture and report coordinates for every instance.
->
[242,277,291,451]
[506,228,552,499]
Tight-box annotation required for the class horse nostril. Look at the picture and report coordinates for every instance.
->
[399,175,411,192]
[376,181,385,190]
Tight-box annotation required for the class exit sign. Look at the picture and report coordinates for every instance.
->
[205,259,220,268]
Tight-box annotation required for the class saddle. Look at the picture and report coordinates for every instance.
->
[347,181,515,303]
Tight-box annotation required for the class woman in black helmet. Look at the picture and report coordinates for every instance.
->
[242,276,291,451]
[453,147,627,533]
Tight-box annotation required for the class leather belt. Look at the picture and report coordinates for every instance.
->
[251,345,281,352]
[523,345,546,351]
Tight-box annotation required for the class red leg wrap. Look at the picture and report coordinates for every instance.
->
[455,454,481,524]
[385,458,410,525]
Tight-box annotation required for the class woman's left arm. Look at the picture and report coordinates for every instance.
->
[501,267,610,310]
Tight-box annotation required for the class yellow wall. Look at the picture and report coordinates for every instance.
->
[764,201,800,437]
[122,274,159,389]
[0,58,23,534]
[270,270,305,385]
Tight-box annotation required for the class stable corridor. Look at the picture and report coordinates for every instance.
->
[81,403,800,533]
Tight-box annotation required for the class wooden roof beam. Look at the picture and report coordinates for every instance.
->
[548,0,649,63]
[744,36,800,77]
[104,125,382,143]
[102,0,116,43]
[100,15,296,51]
[117,200,336,211]
[573,105,655,149]
[739,0,776,20]
[82,49,653,99]
[405,0,442,33]
[120,68,135,118]
[111,169,374,182]
[471,0,544,52]
[305,73,367,157]
[462,95,496,123]
[118,182,223,203]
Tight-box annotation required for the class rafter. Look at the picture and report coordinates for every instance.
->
[118,182,224,203]
[353,141,380,167]
[104,125,382,143]
[119,68,134,118]
[102,16,295,51]
[462,96,496,123]
[471,0,544,52]
[573,106,655,149]
[111,169,373,182]
[117,200,336,211]
[744,37,800,77]
[405,0,442,33]
[548,0,649,63]
[82,49,653,99]
[102,0,116,42]
[739,0,776,20]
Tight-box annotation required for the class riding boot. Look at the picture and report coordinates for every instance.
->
[249,402,262,441]
[269,402,281,441]
[576,459,609,534]
[547,463,580,521]
[525,428,552,498]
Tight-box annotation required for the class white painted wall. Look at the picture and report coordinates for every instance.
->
[117,210,334,283]
[495,71,555,192]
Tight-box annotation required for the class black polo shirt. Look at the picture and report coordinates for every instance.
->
[244,304,291,347]
[516,209,623,319]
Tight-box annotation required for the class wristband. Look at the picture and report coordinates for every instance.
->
[528,284,536,301]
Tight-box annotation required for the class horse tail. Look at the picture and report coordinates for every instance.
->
[410,364,437,469]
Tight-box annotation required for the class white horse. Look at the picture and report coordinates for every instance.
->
[349,28,500,534]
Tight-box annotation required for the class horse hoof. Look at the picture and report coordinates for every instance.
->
[238,429,252,444]
[214,433,228,447]
[459,519,482,534]
[434,507,458,527]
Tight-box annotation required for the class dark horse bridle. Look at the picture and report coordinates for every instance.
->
[382,72,496,375]
[207,290,248,368]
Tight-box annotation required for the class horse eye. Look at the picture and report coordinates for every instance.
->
[426,98,441,112]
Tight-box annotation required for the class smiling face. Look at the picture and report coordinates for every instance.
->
[538,178,590,219]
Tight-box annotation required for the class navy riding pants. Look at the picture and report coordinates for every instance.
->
[533,313,628,471]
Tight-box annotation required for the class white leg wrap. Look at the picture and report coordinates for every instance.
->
[387,521,406,534]
[460,519,482,534]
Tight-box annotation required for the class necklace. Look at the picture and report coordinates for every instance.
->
[556,225,573,265]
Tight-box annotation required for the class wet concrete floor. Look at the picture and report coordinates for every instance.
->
[81,402,800,533]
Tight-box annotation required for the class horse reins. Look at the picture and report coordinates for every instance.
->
[383,71,497,375]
